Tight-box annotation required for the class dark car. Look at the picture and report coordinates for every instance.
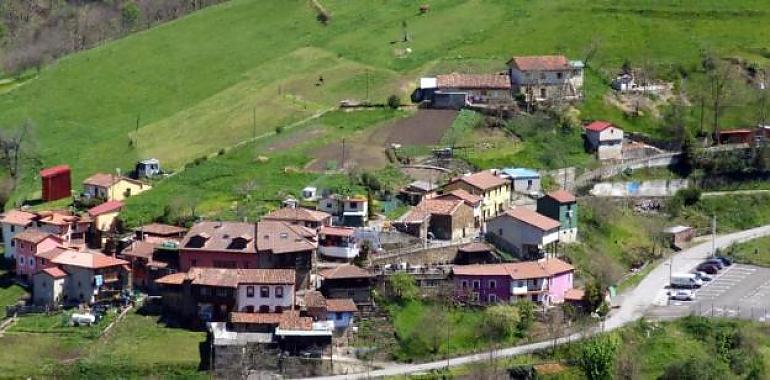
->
[703,259,724,270]
[714,256,733,266]
[697,263,719,275]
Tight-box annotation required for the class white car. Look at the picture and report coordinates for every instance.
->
[669,289,695,301]
[693,271,713,282]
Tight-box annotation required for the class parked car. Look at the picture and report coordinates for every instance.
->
[671,273,702,289]
[703,259,724,270]
[669,289,695,301]
[714,256,733,266]
[692,271,713,282]
[697,263,720,275]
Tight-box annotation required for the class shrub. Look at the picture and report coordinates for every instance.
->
[275,125,284,134]
[577,335,619,380]
[660,356,729,380]
[483,305,520,339]
[387,94,401,109]
[387,272,419,303]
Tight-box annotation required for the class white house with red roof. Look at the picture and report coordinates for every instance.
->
[318,226,360,260]
[0,209,38,259]
[486,207,561,260]
[507,55,584,103]
[585,121,624,160]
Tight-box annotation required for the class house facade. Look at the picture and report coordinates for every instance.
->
[319,264,374,307]
[452,258,575,305]
[536,190,578,243]
[433,189,483,228]
[318,195,368,227]
[508,55,584,103]
[13,231,63,280]
[262,207,332,229]
[318,226,359,260]
[501,168,541,195]
[443,171,510,224]
[82,173,151,201]
[417,198,475,241]
[0,209,38,260]
[434,73,512,105]
[34,210,91,247]
[486,208,560,259]
[325,298,358,330]
[585,121,624,160]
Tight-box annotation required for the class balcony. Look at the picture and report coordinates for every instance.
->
[319,245,360,260]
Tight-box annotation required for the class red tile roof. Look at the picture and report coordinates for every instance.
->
[546,190,576,204]
[584,121,614,133]
[564,288,585,301]
[319,264,373,280]
[137,223,187,236]
[154,272,187,286]
[325,298,358,313]
[418,198,464,216]
[263,207,331,224]
[87,200,124,216]
[503,207,560,231]
[40,267,68,279]
[40,165,70,178]
[400,208,431,224]
[255,221,317,254]
[319,226,355,237]
[0,210,38,226]
[51,250,129,269]
[121,241,157,260]
[435,189,483,206]
[457,242,492,253]
[436,73,511,90]
[304,290,327,309]
[230,310,313,330]
[35,247,72,261]
[183,267,296,288]
[181,221,255,252]
[509,55,570,71]
[13,230,59,244]
[452,258,574,280]
[450,171,507,191]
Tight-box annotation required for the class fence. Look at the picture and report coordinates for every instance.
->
[5,304,61,317]
[687,302,770,323]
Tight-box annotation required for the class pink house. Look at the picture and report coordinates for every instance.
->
[452,258,575,306]
[13,230,63,280]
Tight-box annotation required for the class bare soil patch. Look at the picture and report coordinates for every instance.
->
[366,109,458,146]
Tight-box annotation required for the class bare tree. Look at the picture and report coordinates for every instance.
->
[582,36,602,67]
[0,119,37,180]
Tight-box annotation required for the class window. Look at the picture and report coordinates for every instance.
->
[29,258,34,268]
[275,286,284,298]
[489,294,497,303]
[336,313,343,321]
[540,88,547,98]
[498,228,503,236]
[326,202,332,208]
[461,280,468,289]
[539,73,546,80]
[259,305,270,313]
[17,257,23,267]
[40,259,46,265]
[349,202,357,209]
[10,225,14,232]
[246,286,255,298]
[472,280,480,289]
[489,280,496,289]
[531,294,538,302]
[200,287,210,296]
[556,72,563,80]
[10,240,14,247]
[517,280,525,287]
[260,286,269,298]
[275,306,283,313]
[527,179,533,190]
[216,288,228,297]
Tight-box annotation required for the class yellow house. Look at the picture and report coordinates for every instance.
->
[82,173,151,201]
[443,171,510,222]
[87,200,123,247]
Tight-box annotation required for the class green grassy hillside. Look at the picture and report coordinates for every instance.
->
[1,0,769,203]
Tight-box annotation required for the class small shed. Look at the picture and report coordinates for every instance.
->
[40,165,72,202]
[455,242,496,265]
[135,159,161,178]
[663,225,695,250]
[302,186,318,201]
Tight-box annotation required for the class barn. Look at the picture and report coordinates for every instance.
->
[40,165,72,202]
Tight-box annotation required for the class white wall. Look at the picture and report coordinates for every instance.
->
[236,284,294,312]
[488,216,559,254]
[1,223,27,259]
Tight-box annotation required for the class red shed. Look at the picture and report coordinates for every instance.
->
[40,165,71,202]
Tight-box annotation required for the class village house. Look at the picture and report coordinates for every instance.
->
[486,207,560,259]
[82,172,151,201]
[416,198,475,241]
[432,189,484,228]
[135,158,161,178]
[319,264,374,307]
[120,240,173,290]
[40,165,72,202]
[717,129,755,145]
[317,195,369,227]
[218,310,332,356]
[13,230,63,280]
[179,221,316,289]
[135,223,188,245]
[87,200,123,247]
[0,209,38,260]
[508,55,584,103]
[399,180,438,206]
[394,208,431,241]
[501,168,541,195]
[585,121,624,160]
[452,258,575,305]
[154,267,295,322]
[443,171,510,223]
[455,242,498,265]
[536,190,578,243]
[262,206,332,229]
[34,210,91,247]
[32,248,131,306]
[318,226,359,260]
[325,298,358,331]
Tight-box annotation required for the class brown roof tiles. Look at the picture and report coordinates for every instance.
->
[452,258,574,280]
[325,298,358,313]
[436,73,511,90]
[255,221,316,254]
[435,189,483,206]
[137,223,188,236]
[0,210,37,226]
[263,207,331,224]
[184,267,296,288]
[51,250,129,269]
[13,230,59,244]
[504,208,560,231]
[546,190,576,204]
[450,171,507,191]
[418,198,464,216]
[319,264,373,280]
[509,55,570,71]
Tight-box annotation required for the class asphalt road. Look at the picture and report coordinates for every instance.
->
[299,224,770,380]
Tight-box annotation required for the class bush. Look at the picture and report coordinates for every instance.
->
[387,95,401,109]
[577,335,619,380]
[275,125,284,134]
[387,272,419,303]
[514,299,535,335]
[483,304,520,339]
[660,356,729,380]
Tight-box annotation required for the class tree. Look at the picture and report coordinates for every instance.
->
[353,239,372,267]
[387,272,419,302]
[514,299,535,335]
[387,94,401,109]
[121,2,141,29]
[659,356,729,380]
[577,335,619,380]
[483,304,520,339]
[582,36,602,67]
[0,119,37,179]
[583,280,605,312]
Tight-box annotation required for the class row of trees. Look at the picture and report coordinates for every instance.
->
[0,0,228,75]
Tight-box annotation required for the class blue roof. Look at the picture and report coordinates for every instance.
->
[501,168,540,178]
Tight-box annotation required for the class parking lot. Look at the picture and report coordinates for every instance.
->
[647,264,770,322]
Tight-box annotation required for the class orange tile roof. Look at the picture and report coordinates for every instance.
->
[304,290,327,309]
[184,267,296,288]
[0,210,38,226]
[230,310,313,330]
[255,221,317,254]
[137,223,187,236]
[585,121,615,133]
[13,230,59,244]
[504,208,560,231]
[564,288,585,301]
[451,171,507,191]
[418,198,464,216]
[121,241,157,259]
[87,200,123,216]
[436,73,511,90]
[325,298,358,313]
[546,190,576,204]
[435,189,483,206]
[51,250,129,269]
[319,226,355,237]
[319,264,373,280]
[263,207,331,223]
[36,210,82,226]
[40,267,68,279]
[509,55,570,71]
[452,258,574,280]
[35,247,72,261]
[154,272,188,286]
[400,208,431,224]
[82,173,121,188]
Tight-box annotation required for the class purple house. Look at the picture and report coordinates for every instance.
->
[452,258,575,306]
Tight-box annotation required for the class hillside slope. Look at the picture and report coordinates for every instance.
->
[1,0,769,202]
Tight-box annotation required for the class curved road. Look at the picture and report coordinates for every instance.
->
[301,224,770,380]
